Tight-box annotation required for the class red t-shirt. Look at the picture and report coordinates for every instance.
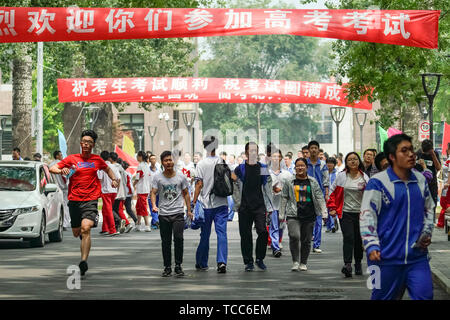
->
[57,154,108,202]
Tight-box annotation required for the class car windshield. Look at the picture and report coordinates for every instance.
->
[0,166,36,191]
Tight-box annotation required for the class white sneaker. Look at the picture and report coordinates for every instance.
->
[134,225,142,232]
[144,226,152,232]
[299,264,308,271]
[119,219,126,233]
[291,262,300,271]
[313,248,322,253]
[279,242,283,249]
[124,223,133,233]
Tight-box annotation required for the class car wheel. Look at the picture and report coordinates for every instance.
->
[30,213,46,248]
[49,208,63,243]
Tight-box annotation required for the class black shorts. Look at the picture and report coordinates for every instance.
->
[68,200,99,229]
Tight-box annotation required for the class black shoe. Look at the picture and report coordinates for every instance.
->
[195,263,209,271]
[341,263,352,278]
[245,262,255,272]
[255,259,267,271]
[331,227,336,233]
[354,263,363,275]
[217,263,227,274]
[174,265,185,276]
[273,250,282,258]
[162,267,172,277]
[79,260,88,276]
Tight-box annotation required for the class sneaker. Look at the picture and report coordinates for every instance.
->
[245,262,255,272]
[79,260,88,276]
[341,263,352,278]
[151,225,158,230]
[195,264,209,271]
[174,265,185,276]
[331,227,336,233]
[144,226,152,232]
[279,242,283,249]
[354,263,363,275]
[99,231,108,235]
[255,259,267,271]
[273,250,282,258]
[291,262,300,271]
[299,264,308,271]
[124,224,133,233]
[217,263,227,274]
[162,267,172,277]
[325,229,331,233]
[107,232,120,237]
[119,219,126,233]
[313,247,322,253]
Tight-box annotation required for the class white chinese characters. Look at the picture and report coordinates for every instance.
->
[303,10,332,31]
[145,9,172,31]
[106,9,135,33]
[67,8,95,33]
[184,9,213,31]
[224,10,252,29]
[382,13,410,39]
[342,11,374,35]
[28,9,56,35]
[0,10,17,36]
[265,10,292,29]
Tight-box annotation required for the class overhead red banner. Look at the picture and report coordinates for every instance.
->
[0,7,440,49]
[57,77,372,110]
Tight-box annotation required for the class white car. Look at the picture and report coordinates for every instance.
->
[0,160,65,247]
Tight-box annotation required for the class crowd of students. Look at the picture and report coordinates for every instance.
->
[38,129,449,300]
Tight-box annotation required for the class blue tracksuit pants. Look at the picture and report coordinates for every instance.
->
[148,195,159,226]
[325,210,335,231]
[269,210,283,252]
[313,215,322,249]
[227,196,235,221]
[195,205,228,268]
[370,259,433,300]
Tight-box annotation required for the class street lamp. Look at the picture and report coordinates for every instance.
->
[148,125,157,153]
[0,117,6,160]
[182,111,196,155]
[84,105,101,130]
[354,112,367,155]
[330,107,346,156]
[421,73,442,144]
[165,118,178,152]
[135,128,144,151]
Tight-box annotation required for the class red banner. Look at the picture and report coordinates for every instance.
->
[0,7,440,49]
[57,77,372,110]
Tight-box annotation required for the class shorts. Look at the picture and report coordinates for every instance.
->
[68,200,99,229]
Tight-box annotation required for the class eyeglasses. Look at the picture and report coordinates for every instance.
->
[347,158,359,162]
[81,140,94,145]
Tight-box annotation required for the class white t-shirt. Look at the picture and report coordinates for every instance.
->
[195,156,229,209]
[136,161,151,194]
[270,169,293,211]
[343,174,366,212]
[337,164,345,172]
[152,172,189,216]
[97,162,118,194]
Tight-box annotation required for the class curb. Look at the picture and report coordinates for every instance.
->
[430,265,450,295]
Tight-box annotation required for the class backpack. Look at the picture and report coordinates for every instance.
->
[210,159,233,197]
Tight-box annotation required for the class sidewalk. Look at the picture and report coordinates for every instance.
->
[430,227,450,294]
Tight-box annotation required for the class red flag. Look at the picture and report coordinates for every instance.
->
[442,123,450,156]
[115,145,138,175]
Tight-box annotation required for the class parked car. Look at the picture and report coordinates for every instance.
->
[0,160,64,247]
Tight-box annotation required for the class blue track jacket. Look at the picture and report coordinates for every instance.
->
[360,167,435,265]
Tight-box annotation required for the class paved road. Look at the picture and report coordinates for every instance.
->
[0,221,448,300]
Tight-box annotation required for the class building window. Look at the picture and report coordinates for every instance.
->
[0,115,12,155]
[316,116,333,144]
[119,114,145,151]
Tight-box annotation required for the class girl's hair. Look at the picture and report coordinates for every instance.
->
[294,157,308,167]
[344,152,365,172]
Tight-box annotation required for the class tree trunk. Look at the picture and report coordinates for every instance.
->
[256,103,262,145]
[63,102,84,155]
[93,103,113,153]
[12,43,33,158]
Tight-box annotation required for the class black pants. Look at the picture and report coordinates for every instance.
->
[112,199,122,230]
[159,213,185,268]
[339,211,363,265]
[124,197,137,223]
[238,206,268,264]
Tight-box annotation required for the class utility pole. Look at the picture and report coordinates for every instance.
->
[36,42,44,155]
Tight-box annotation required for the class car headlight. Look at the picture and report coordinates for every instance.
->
[14,206,40,215]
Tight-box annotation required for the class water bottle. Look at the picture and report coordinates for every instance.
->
[66,165,77,179]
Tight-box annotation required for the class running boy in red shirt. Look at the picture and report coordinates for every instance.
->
[50,130,119,277]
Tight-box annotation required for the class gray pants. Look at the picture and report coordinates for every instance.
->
[287,218,314,265]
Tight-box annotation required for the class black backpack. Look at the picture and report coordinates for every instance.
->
[210,159,233,197]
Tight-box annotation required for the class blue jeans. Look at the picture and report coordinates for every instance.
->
[313,215,322,249]
[227,196,235,221]
[148,195,159,226]
[195,205,229,267]
[370,259,433,300]
[325,210,335,231]
[269,210,283,252]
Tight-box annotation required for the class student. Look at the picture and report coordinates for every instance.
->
[121,161,138,225]
[327,152,369,277]
[110,153,133,233]
[232,142,274,271]
[374,152,389,171]
[12,147,22,160]
[49,150,71,229]
[50,130,118,276]
[284,153,295,175]
[363,149,379,177]
[306,141,329,253]
[192,136,229,273]
[151,151,193,277]
[301,146,310,159]
[134,151,152,232]
[268,149,292,257]
[325,157,338,233]
[280,158,327,271]
[360,134,435,300]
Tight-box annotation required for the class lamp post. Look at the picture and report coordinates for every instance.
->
[84,105,101,130]
[355,112,367,155]
[0,117,6,160]
[135,128,144,152]
[421,73,442,145]
[165,118,178,152]
[148,125,157,153]
[330,107,346,156]
[417,96,429,120]
[182,111,196,155]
